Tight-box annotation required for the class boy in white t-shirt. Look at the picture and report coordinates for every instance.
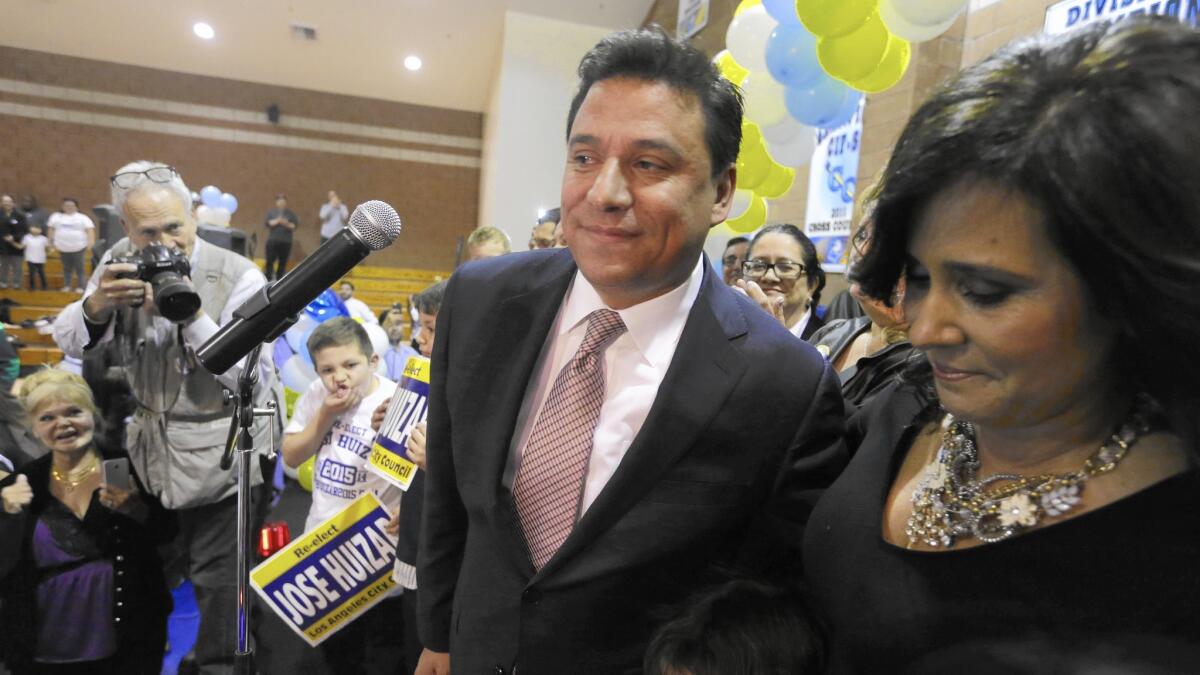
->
[20,225,49,289]
[281,317,407,670]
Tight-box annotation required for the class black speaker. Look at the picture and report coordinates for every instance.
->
[266,104,281,124]
[197,223,249,257]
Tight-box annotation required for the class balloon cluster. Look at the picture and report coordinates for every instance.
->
[193,184,240,227]
[716,0,966,233]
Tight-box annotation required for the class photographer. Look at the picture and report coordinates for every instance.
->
[52,161,282,675]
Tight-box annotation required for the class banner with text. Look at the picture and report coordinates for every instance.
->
[804,98,864,274]
[250,493,397,646]
[367,355,430,490]
[1044,0,1198,35]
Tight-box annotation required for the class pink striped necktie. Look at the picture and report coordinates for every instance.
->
[513,308,627,569]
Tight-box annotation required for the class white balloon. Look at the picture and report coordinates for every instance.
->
[725,5,776,73]
[766,128,818,167]
[363,323,390,361]
[742,72,789,127]
[881,0,962,40]
[728,189,754,219]
[197,206,231,227]
[760,116,806,145]
[280,354,317,392]
[889,0,969,27]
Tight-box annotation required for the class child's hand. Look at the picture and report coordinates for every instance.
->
[371,397,391,432]
[408,421,427,471]
[323,384,362,417]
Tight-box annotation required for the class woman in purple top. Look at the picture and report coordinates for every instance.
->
[0,369,175,674]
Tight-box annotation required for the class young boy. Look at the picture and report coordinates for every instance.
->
[281,317,406,672]
[20,225,48,290]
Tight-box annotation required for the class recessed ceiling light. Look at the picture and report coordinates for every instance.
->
[194,22,215,40]
[404,55,422,71]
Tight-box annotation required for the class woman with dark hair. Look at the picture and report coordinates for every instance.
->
[736,223,827,340]
[803,18,1200,672]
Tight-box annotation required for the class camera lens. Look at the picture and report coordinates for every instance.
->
[152,273,201,322]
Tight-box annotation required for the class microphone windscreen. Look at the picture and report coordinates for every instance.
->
[349,200,402,251]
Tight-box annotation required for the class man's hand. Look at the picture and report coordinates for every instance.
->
[322,385,362,418]
[414,649,450,675]
[408,421,427,471]
[734,279,787,327]
[2,475,33,514]
[82,262,149,323]
[370,396,391,432]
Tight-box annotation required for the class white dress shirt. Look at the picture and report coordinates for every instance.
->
[788,307,812,341]
[343,296,379,325]
[505,257,705,516]
[53,237,271,392]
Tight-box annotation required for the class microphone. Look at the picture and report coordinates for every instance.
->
[197,200,402,375]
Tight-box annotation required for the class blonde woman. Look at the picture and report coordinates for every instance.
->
[0,369,175,674]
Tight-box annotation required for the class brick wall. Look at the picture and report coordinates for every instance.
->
[0,45,482,271]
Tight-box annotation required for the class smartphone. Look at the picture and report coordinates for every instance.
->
[101,458,131,491]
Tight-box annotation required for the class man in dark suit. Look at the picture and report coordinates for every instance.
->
[415,29,846,675]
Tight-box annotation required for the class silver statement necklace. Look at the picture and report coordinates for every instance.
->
[906,398,1153,548]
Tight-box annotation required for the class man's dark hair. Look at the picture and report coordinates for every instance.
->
[307,317,374,360]
[537,207,561,225]
[854,17,1200,450]
[644,579,827,675]
[723,236,749,251]
[340,281,354,291]
[61,197,78,206]
[750,224,826,308]
[413,280,447,316]
[566,27,743,180]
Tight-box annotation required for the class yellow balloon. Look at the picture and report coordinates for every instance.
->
[726,195,768,233]
[797,0,877,38]
[714,50,749,86]
[742,119,763,150]
[734,0,763,18]
[849,35,910,93]
[736,135,771,191]
[298,456,314,492]
[817,10,890,82]
[756,162,796,199]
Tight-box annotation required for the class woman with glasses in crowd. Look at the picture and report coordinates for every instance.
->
[803,18,1200,672]
[0,369,175,674]
[735,223,827,341]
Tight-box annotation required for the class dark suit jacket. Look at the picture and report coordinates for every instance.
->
[417,248,847,675]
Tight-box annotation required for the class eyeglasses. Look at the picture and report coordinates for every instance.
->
[110,165,179,189]
[742,260,806,279]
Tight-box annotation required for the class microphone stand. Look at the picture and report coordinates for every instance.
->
[218,335,282,675]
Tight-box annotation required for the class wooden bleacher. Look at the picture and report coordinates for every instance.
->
[1,252,450,368]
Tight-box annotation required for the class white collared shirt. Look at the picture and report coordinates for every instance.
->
[505,257,705,516]
[788,307,812,341]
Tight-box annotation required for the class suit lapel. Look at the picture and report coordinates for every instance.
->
[458,251,575,574]
[536,263,750,580]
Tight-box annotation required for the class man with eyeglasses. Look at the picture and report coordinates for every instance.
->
[52,160,283,675]
[720,235,749,285]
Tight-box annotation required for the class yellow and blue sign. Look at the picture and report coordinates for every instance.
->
[250,493,397,646]
[367,355,430,490]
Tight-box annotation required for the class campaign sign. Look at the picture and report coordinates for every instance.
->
[367,355,430,490]
[250,493,397,646]
[1044,0,1198,36]
[804,98,864,274]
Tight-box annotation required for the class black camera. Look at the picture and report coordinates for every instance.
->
[111,244,202,322]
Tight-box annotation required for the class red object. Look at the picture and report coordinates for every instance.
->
[258,521,291,559]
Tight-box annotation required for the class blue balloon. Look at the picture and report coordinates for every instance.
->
[785,75,863,129]
[199,185,222,208]
[220,192,239,214]
[304,289,350,322]
[765,24,823,88]
[763,0,802,25]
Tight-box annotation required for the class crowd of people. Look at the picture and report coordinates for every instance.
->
[0,15,1199,675]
